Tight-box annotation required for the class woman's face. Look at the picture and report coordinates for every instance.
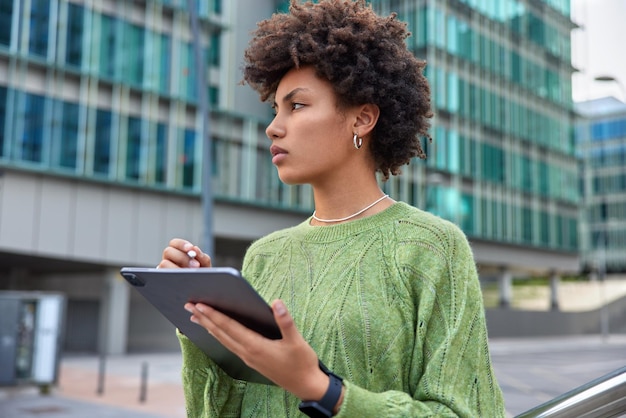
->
[266,66,361,186]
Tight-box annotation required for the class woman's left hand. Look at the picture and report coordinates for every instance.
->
[184,299,331,401]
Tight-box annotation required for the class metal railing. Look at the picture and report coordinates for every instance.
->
[515,365,626,417]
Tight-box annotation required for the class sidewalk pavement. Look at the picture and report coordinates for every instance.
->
[0,353,185,418]
[1,335,625,417]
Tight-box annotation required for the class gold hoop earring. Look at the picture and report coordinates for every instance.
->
[353,132,363,149]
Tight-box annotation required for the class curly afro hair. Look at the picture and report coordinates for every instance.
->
[242,0,433,180]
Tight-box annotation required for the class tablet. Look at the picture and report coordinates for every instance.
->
[119,267,281,385]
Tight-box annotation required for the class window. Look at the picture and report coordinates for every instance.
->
[434,8,445,49]
[155,123,167,184]
[568,218,578,249]
[275,0,290,13]
[446,15,457,55]
[540,211,550,246]
[21,93,46,163]
[182,129,196,188]
[159,34,171,94]
[592,118,626,141]
[213,0,222,14]
[99,15,116,79]
[511,51,521,84]
[520,155,532,192]
[58,101,79,169]
[179,42,197,102]
[0,0,13,46]
[482,143,504,183]
[416,6,427,48]
[538,161,549,196]
[126,117,142,180]
[209,86,219,107]
[122,23,144,87]
[0,86,6,157]
[434,126,446,170]
[94,110,112,175]
[447,72,459,113]
[435,68,445,109]
[461,193,475,235]
[208,33,220,67]
[65,3,84,68]
[29,0,50,57]
[555,215,563,247]
[522,207,532,243]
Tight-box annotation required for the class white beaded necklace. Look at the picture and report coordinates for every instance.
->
[312,194,388,223]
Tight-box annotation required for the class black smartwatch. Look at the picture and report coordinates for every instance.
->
[298,360,344,417]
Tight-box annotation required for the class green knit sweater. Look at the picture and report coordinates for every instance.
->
[178,202,506,417]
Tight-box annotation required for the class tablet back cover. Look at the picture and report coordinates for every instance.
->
[119,267,280,385]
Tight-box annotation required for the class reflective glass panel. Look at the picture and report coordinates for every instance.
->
[94,110,112,175]
[65,3,84,68]
[21,93,46,163]
[0,0,13,46]
[29,0,49,57]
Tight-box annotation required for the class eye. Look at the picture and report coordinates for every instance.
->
[291,102,305,111]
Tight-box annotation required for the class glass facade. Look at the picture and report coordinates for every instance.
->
[577,99,626,273]
[0,0,226,192]
[0,0,578,253]
[371,0,578,251]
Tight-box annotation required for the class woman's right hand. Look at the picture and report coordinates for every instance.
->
[157,238,212,269]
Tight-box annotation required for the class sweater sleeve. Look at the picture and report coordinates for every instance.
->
[334,223,506,417]
[177,330,247,417]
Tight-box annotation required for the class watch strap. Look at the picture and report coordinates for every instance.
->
[298,360,344,417]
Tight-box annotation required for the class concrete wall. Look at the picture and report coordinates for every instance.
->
[0,169,307,268]
[486,295,626,338]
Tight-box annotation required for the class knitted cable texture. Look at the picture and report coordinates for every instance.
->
[178,202,506,417]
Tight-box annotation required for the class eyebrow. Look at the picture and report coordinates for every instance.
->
[273,87,310,108]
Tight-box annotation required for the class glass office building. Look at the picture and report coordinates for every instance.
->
[0,0,580,352]
[577,97,626,273]
[0,0,579,252]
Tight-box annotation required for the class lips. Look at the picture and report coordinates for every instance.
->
[270,145,287,165]
[270,145,287,157]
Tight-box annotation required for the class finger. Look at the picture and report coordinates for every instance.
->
[271,300,298,340]
[187,245,212,268]
[162,244,198,268]
[194,248,212,267]
[157,259,183,269]
[188,304,250,355]
[169,238,195,252]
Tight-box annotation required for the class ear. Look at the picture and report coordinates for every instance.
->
[352,103,380,137]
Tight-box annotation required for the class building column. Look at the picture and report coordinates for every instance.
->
[498,268,513,308]
[550,272,560,311]
[98,268,130,355]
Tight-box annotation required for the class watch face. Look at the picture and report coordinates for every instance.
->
[298,402,332,418]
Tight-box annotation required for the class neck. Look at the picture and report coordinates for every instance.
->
[312,194,388,223]
[311,189,391,224]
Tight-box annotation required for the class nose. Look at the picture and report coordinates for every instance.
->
[265,115,285,140]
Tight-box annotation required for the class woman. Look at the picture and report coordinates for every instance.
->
[159,0,506,416]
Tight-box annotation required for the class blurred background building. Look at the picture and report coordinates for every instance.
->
[0,0,581,355]
[570,0,626,277]
[576,97,626,274]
